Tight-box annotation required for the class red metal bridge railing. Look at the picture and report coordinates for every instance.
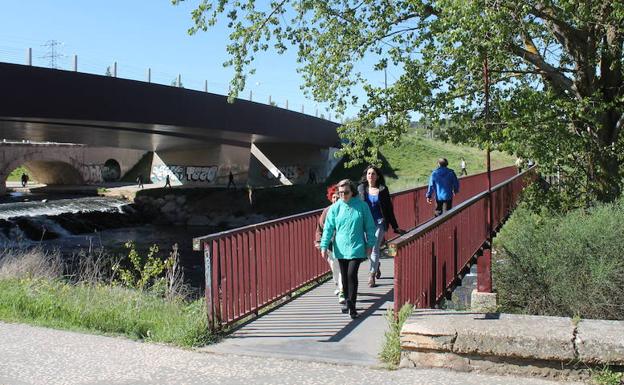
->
[193,166,520,331]
[389,168,535,313]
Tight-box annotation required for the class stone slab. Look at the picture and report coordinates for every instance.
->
[401,350,590,381]
[576,319,624,365]
[401,312,576,362]
[470,290,497,313]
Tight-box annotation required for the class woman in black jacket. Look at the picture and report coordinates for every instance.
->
[357,165,404,287]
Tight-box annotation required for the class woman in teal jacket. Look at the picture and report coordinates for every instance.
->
[320,179,377,319]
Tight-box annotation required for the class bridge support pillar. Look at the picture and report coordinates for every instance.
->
[477,247,492,293]
[472,245,496,312]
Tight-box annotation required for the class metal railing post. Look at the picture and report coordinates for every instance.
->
[113,61,117,77]
[73,55,78,72]
[203,242,216,331]
[147,68,151,83]
[27,48,32,66]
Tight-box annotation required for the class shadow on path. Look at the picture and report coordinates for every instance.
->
[199,257,395,366]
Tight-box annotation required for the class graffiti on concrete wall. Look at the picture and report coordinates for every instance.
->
[261,165,306,181]
[80,164,103,183]
[150,164,218,183]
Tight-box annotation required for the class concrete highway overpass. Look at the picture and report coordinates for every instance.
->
[0,63,341,192]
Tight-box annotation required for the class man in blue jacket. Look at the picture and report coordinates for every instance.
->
[426,158,460,216]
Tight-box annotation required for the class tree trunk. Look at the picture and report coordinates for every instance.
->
[589,146,621,203]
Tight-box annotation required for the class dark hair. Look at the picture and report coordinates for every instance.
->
[360,165,386,187]
[438,158,448,167]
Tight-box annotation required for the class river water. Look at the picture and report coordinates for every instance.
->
[0,191,213,287]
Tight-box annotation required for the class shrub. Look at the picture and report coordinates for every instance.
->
[379,303,414,366]
[494,201,624,320]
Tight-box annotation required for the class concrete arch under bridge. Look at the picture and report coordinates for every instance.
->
[0,142,147,194]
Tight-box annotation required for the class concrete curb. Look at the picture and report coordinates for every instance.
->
[400,310,624,380]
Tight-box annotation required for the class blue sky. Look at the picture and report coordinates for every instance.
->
[0,1,394,120]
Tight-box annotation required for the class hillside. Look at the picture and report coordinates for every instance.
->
[328,133,515,192]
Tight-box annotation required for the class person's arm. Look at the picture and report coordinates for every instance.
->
[452,171,460,194]
[314,207,329,248]
[362,202,377,251]
[320,205,336,256]
[426,173,435,203]
[382,188,400,232]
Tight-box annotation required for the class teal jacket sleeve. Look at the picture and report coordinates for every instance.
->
[362,202,377,248]
[320,204,336,251]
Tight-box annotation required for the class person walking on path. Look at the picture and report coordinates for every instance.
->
[307,168,317,184]
[136,174,144,189]
[20,173,29,187]
[357,165,404,288]
[426,158,460,217]
[227,171,236,189]
[164,174,172,188]
[320,179,377,319]
[315,184,344,304]
[460,157,468,176]
[515,157,524,173]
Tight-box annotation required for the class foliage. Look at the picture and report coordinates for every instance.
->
[592,366,624,385]
[494,201,624,320]
[379,303,413,367]
[0,278,211,347]
[329,130,514,191]
[7,166,31,182]
[0,247,209,347]
[174,0,624,205]
[117,242,172,291]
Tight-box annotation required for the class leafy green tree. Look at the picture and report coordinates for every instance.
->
[174,0,624,204]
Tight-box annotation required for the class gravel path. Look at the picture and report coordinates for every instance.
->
[0,322,584,385]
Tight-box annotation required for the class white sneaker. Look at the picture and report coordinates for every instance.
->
[338,292,346,304]
[334,288,340,295]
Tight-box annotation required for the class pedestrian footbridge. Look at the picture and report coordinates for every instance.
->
[193,166,535,364]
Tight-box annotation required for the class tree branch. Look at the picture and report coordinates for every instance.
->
[509,43,575,96]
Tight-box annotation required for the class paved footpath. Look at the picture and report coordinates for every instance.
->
[0,322,584,385]
[199,256,398,366]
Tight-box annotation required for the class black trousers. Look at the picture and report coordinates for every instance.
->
[338,258,364,309]
[435,199,453,217]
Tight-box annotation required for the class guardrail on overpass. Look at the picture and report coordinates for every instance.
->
[193,166,524,331]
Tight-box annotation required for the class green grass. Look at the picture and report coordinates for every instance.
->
[0,278,212,347]
[329,133,514,192]
[592,366,624,385]
[7,166,29,182]
[379,303,414,367]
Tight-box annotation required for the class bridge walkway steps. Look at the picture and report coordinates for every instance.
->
[199,255,395,367]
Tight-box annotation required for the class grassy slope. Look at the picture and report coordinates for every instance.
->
[329,133,515,192]
[7,166,29,182]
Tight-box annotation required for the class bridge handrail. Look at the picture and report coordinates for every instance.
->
[389,167,536,312]
[193,165,518,250]
[390,167,534,248]
[193,165,519,330]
